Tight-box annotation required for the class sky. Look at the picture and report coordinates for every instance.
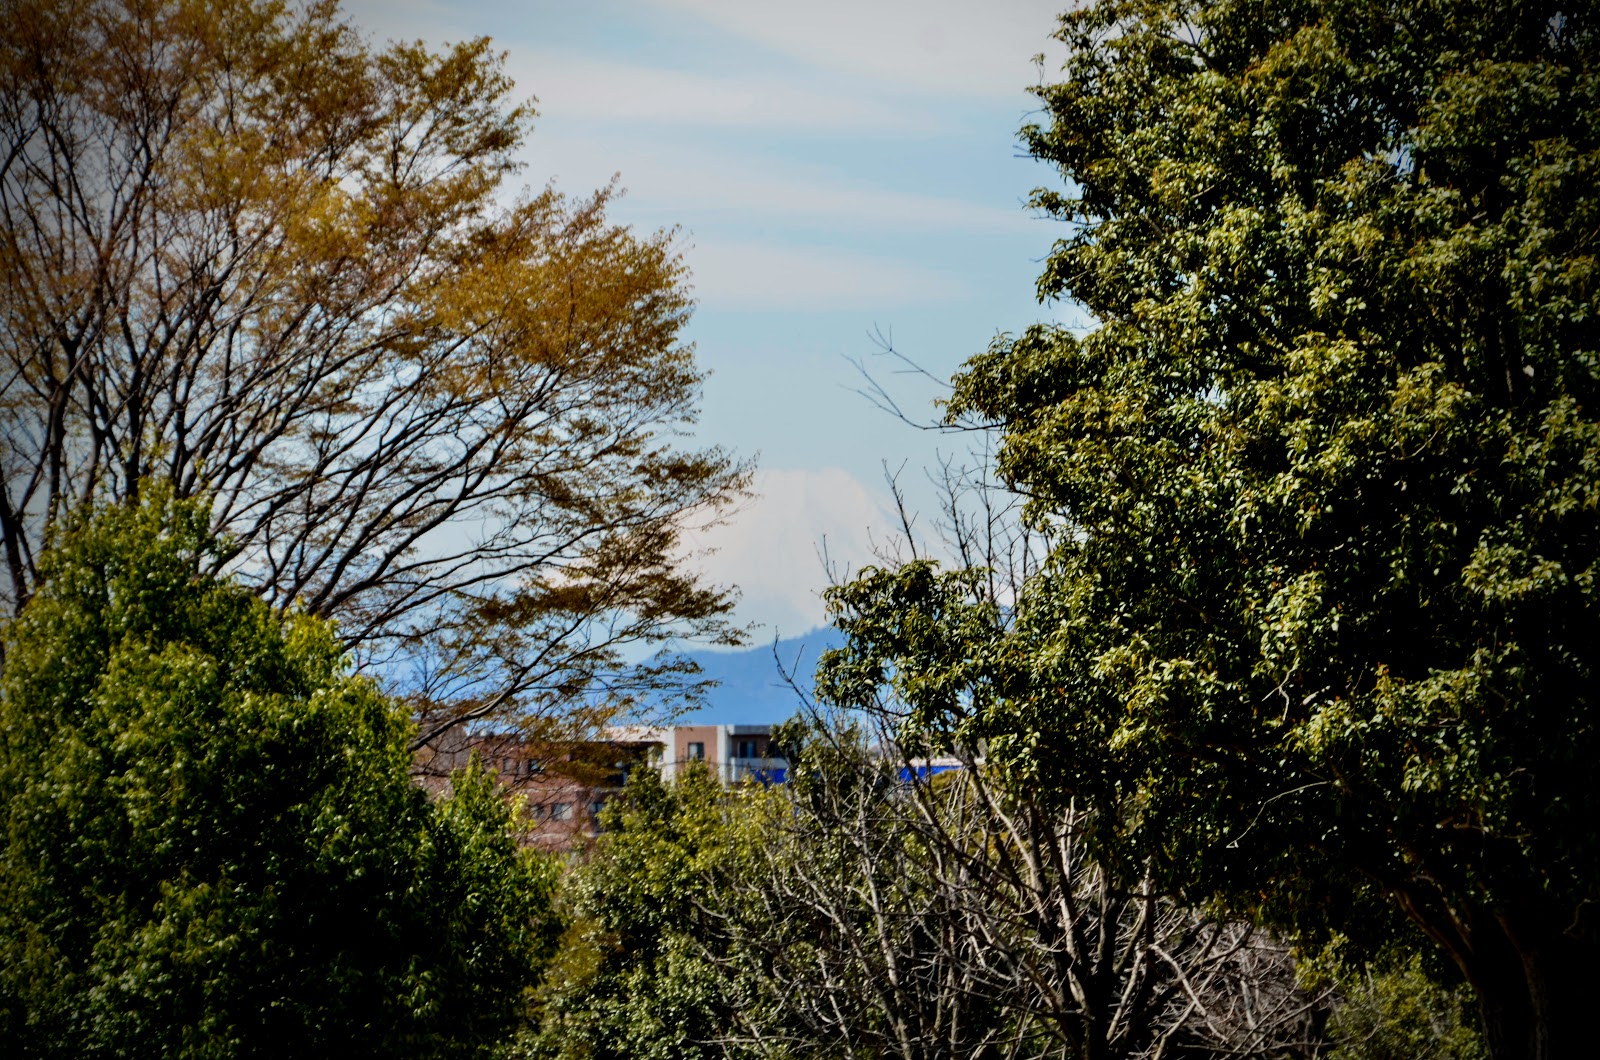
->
[346,0,1079,640]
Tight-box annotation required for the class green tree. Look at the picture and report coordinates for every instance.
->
[819,3,1598,1059]
[529,764,754,1060]
[0,494,563,1057]
[1323,953,1485,1060]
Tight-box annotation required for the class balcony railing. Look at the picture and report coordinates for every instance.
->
[726,756,788,785]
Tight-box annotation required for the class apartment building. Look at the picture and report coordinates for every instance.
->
[416,723,787,850]
[645,723,787,786]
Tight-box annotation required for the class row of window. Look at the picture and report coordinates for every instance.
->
[528,800,607,823]
[684,739,766,760]
[485,757,543,775]
[489,743,769,773]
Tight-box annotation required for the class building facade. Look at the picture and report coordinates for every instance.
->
[416,723,788,850]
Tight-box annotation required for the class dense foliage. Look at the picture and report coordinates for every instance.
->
[818,3,1599,1059]
[1323,954,1484,1060]
[0,496,562,1057]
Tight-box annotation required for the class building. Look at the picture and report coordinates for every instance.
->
[415,723,788,850]
[641,723,788,786]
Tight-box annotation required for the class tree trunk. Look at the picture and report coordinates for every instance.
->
[1463,907,1600,1060]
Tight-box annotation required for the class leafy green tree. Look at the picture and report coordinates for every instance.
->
[0,494,563,1057]
[819,3,1599,1058]
[529,764,756,1060]
[1323,953,1485,1060]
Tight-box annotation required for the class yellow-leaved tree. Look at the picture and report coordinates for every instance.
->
[0,0,748,748]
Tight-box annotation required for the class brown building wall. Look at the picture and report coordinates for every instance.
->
[673,725,719,766]
[415,731,657,851]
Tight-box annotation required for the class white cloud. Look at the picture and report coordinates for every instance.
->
[687,467,895,636]
[643,0,1065,99]
[684,240,965,310]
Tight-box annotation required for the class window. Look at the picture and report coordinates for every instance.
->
[737,739,758,759]
[551,803,572,821]
[687,741,705,761]
[528,804,546,821]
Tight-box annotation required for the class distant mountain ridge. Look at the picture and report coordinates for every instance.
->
[663,627,845,726]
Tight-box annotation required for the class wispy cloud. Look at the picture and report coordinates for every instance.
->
[643,0,1064,99]
[684,241,966,311]
[528,133,1035,235]
[506,51,924,130]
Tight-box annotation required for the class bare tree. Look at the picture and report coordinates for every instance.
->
[0,0,747,742]
[708,725,1018,1060]
[700,715,1330,1060]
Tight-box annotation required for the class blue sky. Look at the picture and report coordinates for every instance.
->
[347,0,1078,639]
